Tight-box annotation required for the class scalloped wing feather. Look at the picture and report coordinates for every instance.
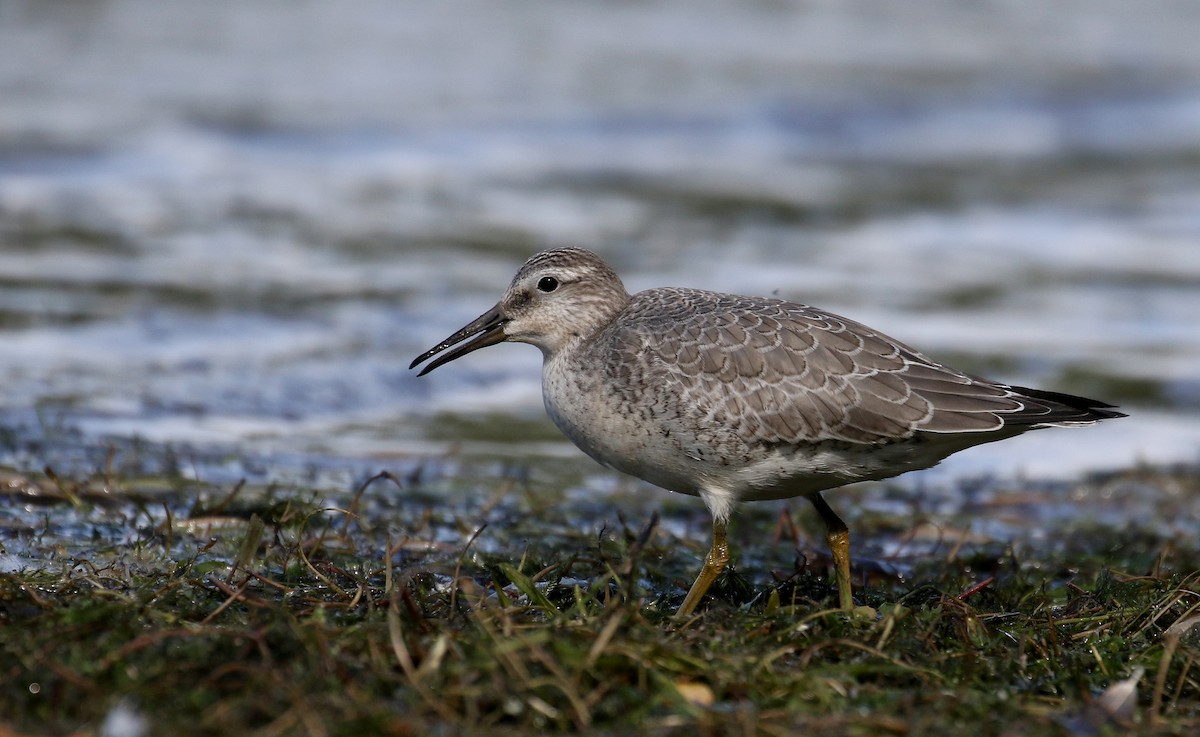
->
[604,288,1118,448]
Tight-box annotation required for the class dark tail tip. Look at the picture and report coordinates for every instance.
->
[1009,385,1129,422]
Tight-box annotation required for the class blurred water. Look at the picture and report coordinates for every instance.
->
[1,0,1199,489]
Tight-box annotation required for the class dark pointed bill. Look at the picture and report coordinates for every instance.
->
[409,304,507,376]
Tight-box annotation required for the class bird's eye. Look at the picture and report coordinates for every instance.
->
[537,276,559,293]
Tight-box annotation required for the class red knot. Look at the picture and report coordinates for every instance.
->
[410,247,1126,617]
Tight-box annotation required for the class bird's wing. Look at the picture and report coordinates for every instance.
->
[615,288,1096,447]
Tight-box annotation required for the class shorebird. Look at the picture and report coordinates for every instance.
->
[410,248,1126,617]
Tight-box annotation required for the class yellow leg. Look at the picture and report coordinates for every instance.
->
[674,518,729,618]
[827,528,854,611]
[810,493,854,610]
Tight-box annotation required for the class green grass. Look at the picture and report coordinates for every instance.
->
[1,461,1198,736]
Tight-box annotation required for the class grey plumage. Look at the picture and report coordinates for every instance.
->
[582,286,1119,457]
[411,246,1126,615]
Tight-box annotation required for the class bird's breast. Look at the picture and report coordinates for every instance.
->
[541,352,708,496]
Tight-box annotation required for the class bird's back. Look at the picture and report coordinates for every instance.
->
[546,287,1123,498]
